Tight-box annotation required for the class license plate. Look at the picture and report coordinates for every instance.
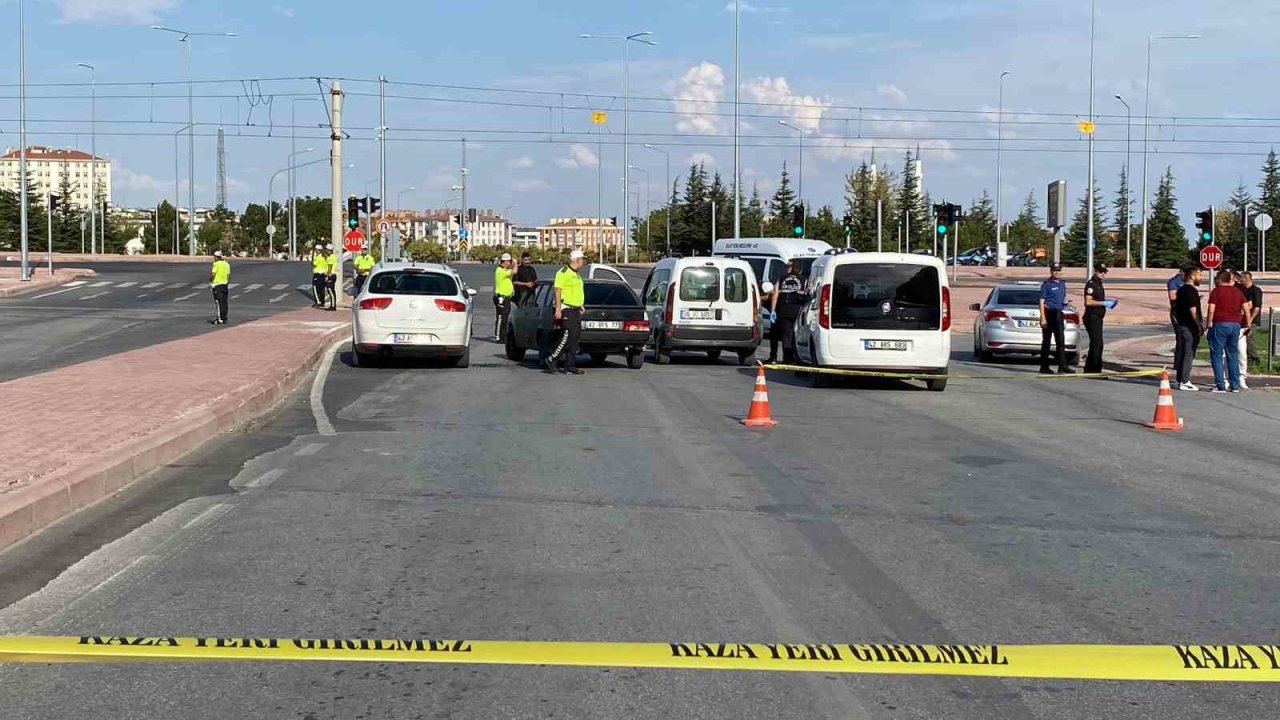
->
[392,334,426,344]
[681,309,714,320]
[583,321,621,330]
[1016,319,1038,328]
[865,340,910,351]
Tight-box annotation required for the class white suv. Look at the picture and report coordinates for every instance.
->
[351,262,476,368]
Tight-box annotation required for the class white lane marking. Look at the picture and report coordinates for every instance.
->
[78,291,109,301]
[268,293,291,303]
[135,294,151,299]
[88,280,113,288]
[228,283,240,289]
[141,282,162,289]
[30,286,82,300]
[182,502,234,530]
[296,284,311,291]
[86,555,152,597]
[244,283,263,291]
[115,281,138,288]
[310,338,346,437]
[271,283,289,290]
[244,468,286,489]
[172,292,200,302]
[164,282,188,289]
[294,442,325,456]
[62,280,89,288]
[230,294,243,299]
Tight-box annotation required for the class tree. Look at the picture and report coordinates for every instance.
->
[1147,167,1189,268]
[1255,150,1280,271]
[708,171,732,241]
[963,190,997,251]
[769,161,797,232]
[1062,183,1110,267]
[0,170,48,250]
[872,167,896,251]
[1109,165,1134,266]
[743,182,765,239]
[845,161,876,251]
[1221,180,1253,269]
[151,200,189,254]
[675,163,711,255]
[894,151,928,250]
[1006,191,1051,254]
[197,206,238,255]
[51,166,84,251]
[807,205,842,247]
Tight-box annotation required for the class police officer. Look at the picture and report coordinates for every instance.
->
[546,249,587,375]
[492,253,516,342]
[209,250,230,325]
[353,246,375,294]
[323,244,338,311]
[1082,262,1109,373]
[311,244,327,308]
[1038,261,1073,374]
[767,261,805,364]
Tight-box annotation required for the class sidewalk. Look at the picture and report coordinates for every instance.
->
[1104,332,1279,389]
[0,309,348,550]
[0,267,95,298]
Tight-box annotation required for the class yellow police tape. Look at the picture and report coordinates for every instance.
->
[762,364,1167,381]
[1,635,1278,682]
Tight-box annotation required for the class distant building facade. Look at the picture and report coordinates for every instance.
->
[0,146,112,210]
[537,217,621,252]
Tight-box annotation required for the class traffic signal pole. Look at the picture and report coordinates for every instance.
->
[329,81,344,307]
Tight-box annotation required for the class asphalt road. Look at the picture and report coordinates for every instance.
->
[3,264,1279,718]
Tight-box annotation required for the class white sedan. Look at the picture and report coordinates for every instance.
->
[351,262,475,368]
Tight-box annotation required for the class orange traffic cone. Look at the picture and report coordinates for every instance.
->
[1145,371,1184,432]
[741,363,779,428]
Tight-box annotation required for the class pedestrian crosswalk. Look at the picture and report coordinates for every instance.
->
[17,279,317,305]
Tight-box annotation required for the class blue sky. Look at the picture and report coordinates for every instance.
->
[5,0,1280,233]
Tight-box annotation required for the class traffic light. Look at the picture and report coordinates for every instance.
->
[467,208,478,223]
[453,214,462,225]
[1194,208,1214,244]
[48,194,61,213]
[842,213,853,235]
[932,203,949,236]
[1238,205,1249,230]
[367,196,381,215]
[346,196,360,229]
[792,204,804,237]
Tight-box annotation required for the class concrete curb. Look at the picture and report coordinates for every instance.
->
[0,320,348,552]
[0,268,96,298]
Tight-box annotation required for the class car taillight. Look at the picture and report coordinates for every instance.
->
[358,297,392,310]
[1064,312,1080,324]
[941,286,952,331]
[664,283,675,325]
[622,319,650,333]
[818,283,832,330]
[435,299,467,312]
[982,309,1007,323]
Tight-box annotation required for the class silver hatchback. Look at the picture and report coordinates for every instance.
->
[970,283,1080,364]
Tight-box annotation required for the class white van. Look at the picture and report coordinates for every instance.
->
[793,251,952,391]
[641,257,763,365]
[712,237,834,286]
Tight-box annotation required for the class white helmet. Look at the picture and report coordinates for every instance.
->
[325,244,334,250]
[500,253,513,262]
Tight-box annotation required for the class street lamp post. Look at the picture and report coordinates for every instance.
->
[173,125,190,254]
[153,26,236,255]
[732,0,741,240]
[1115,94,1132,267]
[77,63,97,255]
[779,120,808,237]
[268,157,324,259]
[1140,33,1200,269]
[643,144,671,256]
[18,0,30,280]
[291,98,323,260]
[1086,0,1096,278]
[397,187,416,211]
[629,166,651,252]
[996,70,1010,265]
[579,30,657,264]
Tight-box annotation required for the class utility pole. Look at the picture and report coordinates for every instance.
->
[46,193,53,273]
[18,0,30,281]
[876,199,883,252]
[329,81,345,307]
[1085,0,1097,279]
[732,0,741,241]
[379,75,388,261]
[460,138,468,261]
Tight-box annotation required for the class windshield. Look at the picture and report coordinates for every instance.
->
[996,289,1042,306]
[831,263,940,330]
[679,267,720,302]
[584,282,639,306]
[368,271,458,296]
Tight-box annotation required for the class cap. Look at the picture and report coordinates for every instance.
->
[1050,262,1063,272]
[314,244,323,250]
[325,244,334,250]
[569,250,586,261]
[500,253,512,262]
[1094,262,1109,274]
[213,250,224,258]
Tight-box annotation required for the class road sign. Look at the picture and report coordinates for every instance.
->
[591,110,608,125]
[459,228,469,239]
[458,240,469,253]
[378,220,391,234]
[1255,213,1273,232]
[1077,119,1095,134]
[343,229,365,252]
[1047,180,1068,229]
[1199,244,1224,269]
[265,224,277,236]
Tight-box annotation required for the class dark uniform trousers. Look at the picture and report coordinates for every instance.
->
[325,275,337,309]
[493,295,512,340]
[770,315,798,363]
[550,307,583,371]
[212,284,229,323]
[312,273,327,305]
[1083,310,1105,373]
[1040,310,1068,371]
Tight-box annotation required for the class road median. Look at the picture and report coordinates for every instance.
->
[0,267,95,298]
[0,308,348,551]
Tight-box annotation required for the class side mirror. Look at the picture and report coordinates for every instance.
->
[467,288,478,298]
[968,303,981,311]
[761,282,775,294]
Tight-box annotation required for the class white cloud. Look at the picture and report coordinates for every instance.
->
[877,84,909,105]
[507,156,535,170]
[555,144,599,170]
[688,152,716,168]
[56,0,175,24]
[116,165,166,195]
[270,5,295,18]
[425,165,458,190]
[512,179,550,193]
[742,76,829,133]
[672,62,725,135]
[725,1,790,13]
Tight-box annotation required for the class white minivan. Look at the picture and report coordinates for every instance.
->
[793,251,952,391]
[641,257,762,365]
[712,237,834,287]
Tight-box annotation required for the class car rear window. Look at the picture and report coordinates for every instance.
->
[724,268,750,303]
[679,267,720,302]
[831,263,941,330]
[584,282,639,306]
[368,271,458,296]
[995,289,1041,306]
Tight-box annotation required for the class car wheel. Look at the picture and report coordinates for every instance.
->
[589,352,609,365]
[736,349,754,366]
[652,333,670,365]
[626,351,644,370]
[979,348,995,363]
[452,346,471,369]
[808,340,826,388]
[926,378,948,392]
[504,332,526,362]
[705,349,722,362]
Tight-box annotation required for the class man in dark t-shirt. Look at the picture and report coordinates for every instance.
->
[513,252,538,305]
[1172,267,1203,390]
[1241,271,1264,366]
